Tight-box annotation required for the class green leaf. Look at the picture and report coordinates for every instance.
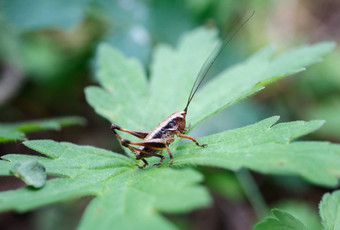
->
[319,190,340,230]
[253,208,308,230]
[86,28,335,133]
[0,116,86,143]
[11,159,46,188]
[0,140,211,229]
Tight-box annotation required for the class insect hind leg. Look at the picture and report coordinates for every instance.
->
[110,124,149,139]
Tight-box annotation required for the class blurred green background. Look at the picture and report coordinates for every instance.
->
[0,0,339,229]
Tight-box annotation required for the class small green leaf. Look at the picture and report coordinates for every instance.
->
[319,190,340,230]
[253,208,308,230]
[0,129,25,142]
[274,200,321,230]
[0,116,86,143]
[10,159,46,188]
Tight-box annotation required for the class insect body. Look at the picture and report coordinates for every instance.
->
[111,110,205,168]
[111,12,254,169]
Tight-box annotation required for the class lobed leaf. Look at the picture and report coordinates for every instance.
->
[86,28,335,134]
[0,140,210,229]
[78,167,210,230]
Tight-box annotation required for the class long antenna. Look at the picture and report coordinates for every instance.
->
[184,11,255,113]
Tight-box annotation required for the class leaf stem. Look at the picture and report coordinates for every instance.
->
[236,169,268,219]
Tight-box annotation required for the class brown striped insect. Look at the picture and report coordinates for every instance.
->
[111,12,254,169]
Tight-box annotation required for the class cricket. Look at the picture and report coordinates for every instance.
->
[110,12,254,169]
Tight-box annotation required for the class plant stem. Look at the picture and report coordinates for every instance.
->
[236,169,268,219]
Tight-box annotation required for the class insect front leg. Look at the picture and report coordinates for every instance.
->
[174,131,207,147]
[110,124,149,139]
[164,144,173,166]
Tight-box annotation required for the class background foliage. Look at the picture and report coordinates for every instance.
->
[0,0,339,230]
